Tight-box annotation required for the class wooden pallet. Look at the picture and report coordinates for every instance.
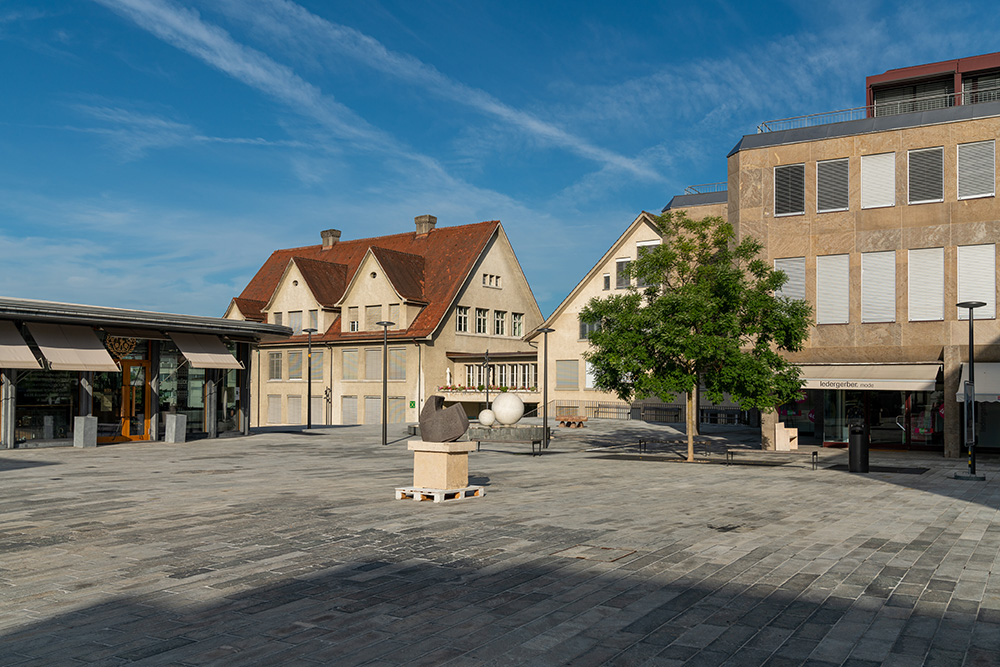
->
[395,485,486,503]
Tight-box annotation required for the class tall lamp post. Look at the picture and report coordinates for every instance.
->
[536,327,554,450]
[303,328,317,429]
[376,321,395,446]
[482,349,491,407]
[956,301,986,481]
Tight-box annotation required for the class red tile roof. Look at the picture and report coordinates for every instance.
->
[236,220,500,343]
[231,298,267,322]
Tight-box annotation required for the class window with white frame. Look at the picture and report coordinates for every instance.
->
[958,140,995,199]
[496,364,507,387]
[475,308,488,334]
[861,251,896,322]
[958,244,996,319]
[579,316,600,340]
[603,274,610,290]
[288,351,303,380]
[616,259,630,289]
[268,352,282,380]
[817,158,849,212]
[774,164,805,216]
[456,306,469,332]
[342,349,358,380]
[774,257,806,301]
[556,360,579,389]
[511,312,523,337]
[494,310,506,336]
[861,152,895,209]
[289,311,303,335]
[816,254,850,324]
[364,348,381,380]
[908,248,944,321]
[908,147,944,204]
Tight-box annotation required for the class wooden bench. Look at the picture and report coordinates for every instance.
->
[726,449,818,470]
[557,415,588,428]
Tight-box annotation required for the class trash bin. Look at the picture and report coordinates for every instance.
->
[849,424,869,473]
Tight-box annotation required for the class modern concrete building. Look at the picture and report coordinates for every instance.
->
[729,52,1000,455]
[225,215,543,426]
[0,297,288,448]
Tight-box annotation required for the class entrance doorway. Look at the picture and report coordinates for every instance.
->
[94,360,151,443]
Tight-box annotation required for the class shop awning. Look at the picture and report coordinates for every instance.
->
[954,363,1000,402]
[798,364,941,392]
[26,323,119,372]
[0,321,41,369]
[169,333,243,369]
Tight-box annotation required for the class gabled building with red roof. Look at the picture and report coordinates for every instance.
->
[225,215,544,426]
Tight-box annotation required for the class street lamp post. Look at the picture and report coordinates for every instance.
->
[536,328,554,450]
[956,301,986,481]
[303,328,317,429]
[483,349,491,408]
[376,321,395,446]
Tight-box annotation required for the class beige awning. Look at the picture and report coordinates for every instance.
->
[955,363,1000,402]
[0,321,41,369]
[169,333,243,369]
[27,323,119,372]
[799,364,940,392]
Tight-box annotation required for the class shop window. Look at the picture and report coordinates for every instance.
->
[388,348,406,380]
[817,158,849,212]
[365,348,381,380]
[456,306,469,332]
[958,140,995,199]
[908,248,944,321]
[512,313,524,337]
[341,395,358,424]
[861,152,895,209]
[268,352,282,380]
[958,244,996,319]
[342,349,358,380]
[475,308,488,334]
[816,254,849,324]
[861,251,896,322]
[556,360,579,389]
[774,164,805,216]
[288,351,303,380]
[774,257,806,301]
[908,147,944,204]
[289,311,303,335]
[14,371,79,443]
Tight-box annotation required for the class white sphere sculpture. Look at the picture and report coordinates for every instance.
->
[492,393,525,426]
[478,409,496,426]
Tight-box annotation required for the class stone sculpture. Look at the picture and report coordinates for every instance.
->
[491,393,524,425]
[418,394,469,442]
[478,409,496,426]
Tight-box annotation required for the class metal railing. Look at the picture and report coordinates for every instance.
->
[683,182,728,195]
[757,86,1000,134]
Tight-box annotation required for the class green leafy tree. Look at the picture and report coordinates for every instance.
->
[581,211,812,461]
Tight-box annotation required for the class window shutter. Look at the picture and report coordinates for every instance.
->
[774,164,805,215]
[388,348,405,380]
[341,396,357,425]
[388,304,400,328]
[286,395,302,425]
[310,396,326,425]
[908,147,944,203]
[816,254,850,324]
[908,248,944,321]
[364,396,381,425]
[958,140,995,199]
[342,349,358,380]
[556,360,579,389]
[388,397,406,424]
[365,348,381,380]
[958,244,996,319]
[817,159,849,212]
[365,305,381,330]
[267,395,281,424]
[774,257,806,300]
[311,350,323,381]
[288,351,302,379]
[861,153,895,209]
[861,251,896,322]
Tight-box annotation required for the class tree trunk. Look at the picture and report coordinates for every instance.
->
[686,390,695,462]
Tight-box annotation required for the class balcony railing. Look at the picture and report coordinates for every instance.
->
[683,182,728,195]
[757,86,1000,134]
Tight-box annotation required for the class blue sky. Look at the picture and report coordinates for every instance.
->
[2,1,1000,318]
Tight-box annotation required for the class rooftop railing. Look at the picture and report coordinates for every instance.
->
[683,182,728,195]
[757,86,1000,133]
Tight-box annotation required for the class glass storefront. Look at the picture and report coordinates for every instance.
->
[14,371,80,445]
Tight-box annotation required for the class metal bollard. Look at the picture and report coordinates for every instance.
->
[848,424,869,473]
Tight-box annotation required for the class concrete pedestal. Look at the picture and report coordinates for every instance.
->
[165,414,187,444]
[408,440,477,489]
[73,416,98,448]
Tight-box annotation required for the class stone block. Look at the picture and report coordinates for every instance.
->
[165,414,187,444]
[73,416,97,448]
[418,395,468,443]
[408,440,476,489]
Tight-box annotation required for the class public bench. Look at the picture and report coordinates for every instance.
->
[725,449,818,470]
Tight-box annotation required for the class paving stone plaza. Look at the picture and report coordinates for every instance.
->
[2,420,999,666]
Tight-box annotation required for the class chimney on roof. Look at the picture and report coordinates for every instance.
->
[415,214,437,236]
[321,229,341,248]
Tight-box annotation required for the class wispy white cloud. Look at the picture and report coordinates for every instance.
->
[209,0,661,181]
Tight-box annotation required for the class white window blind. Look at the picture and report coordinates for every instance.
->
[342,349,358,380]
[388,348,405,380]
[774,164,805,216]
[365,305,381,330]
[908,147,944,204]
[388,397,406,424]
[958,140,995,199]
[816,254,850,324]
[774,257,806,300]
[310,396,326,425]
[861,251,896,322]
[556,360,579,389]
[267,395,281,424]
[817,158,849,212]
[287,395,302,425]
[341,396,357,425]
[958,244,996,319]
[365,348,381,380]
[364,396,381,425]
[908,248,944,321]
[311,350,323,381]
[861,153,895,209]
[288,351,302,380]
